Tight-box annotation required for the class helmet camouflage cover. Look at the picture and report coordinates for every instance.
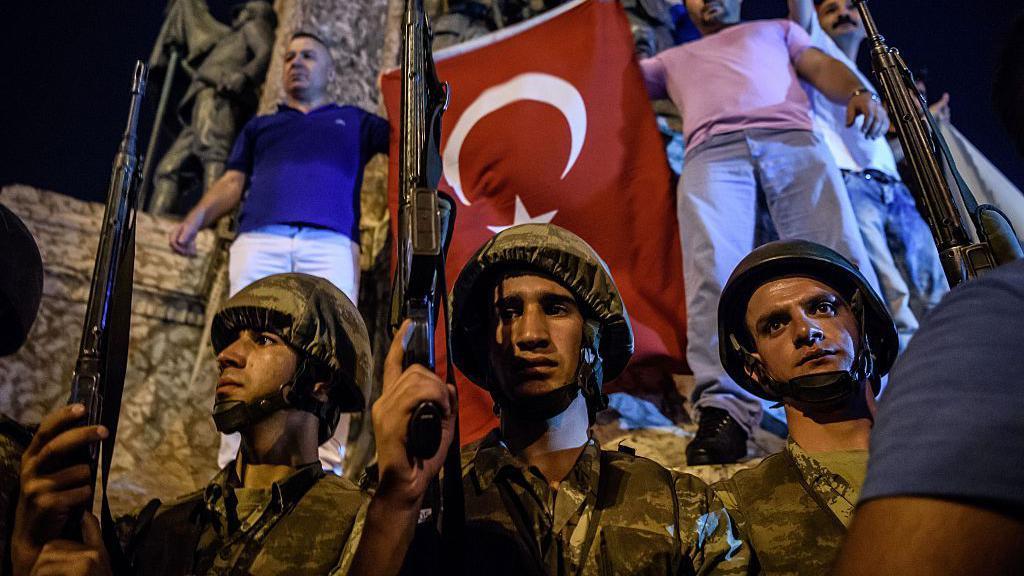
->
[211,273,372,440]
[450,223,634,396]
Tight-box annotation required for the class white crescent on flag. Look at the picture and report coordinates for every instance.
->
[442,72,588,206]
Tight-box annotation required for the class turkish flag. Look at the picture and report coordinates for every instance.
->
[382,0,687,444]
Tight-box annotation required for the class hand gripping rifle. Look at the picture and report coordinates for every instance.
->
[65,61,148,562]
[389,0,464,570]
[853,0,1022,286]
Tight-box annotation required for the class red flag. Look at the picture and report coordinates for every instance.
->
[382,0,687,444]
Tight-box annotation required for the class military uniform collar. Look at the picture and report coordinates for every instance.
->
[471,429,601,499]
[785,438,861,527]
[203,460,323,515]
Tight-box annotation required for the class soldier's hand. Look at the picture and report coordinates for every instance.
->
[371,320,457,509]
[29,513,112,576]
[846,91,889,139]
[169,218,200,256]
[12,404,107,576]
[929,92,951,123]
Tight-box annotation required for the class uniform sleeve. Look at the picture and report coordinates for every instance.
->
[362,112,391,159]
[860,261,1024,512]
[638,56,669,100]
[675,473,749,576]
[329,498,370,576]
[225,118,257,174]
[783,19,814,63]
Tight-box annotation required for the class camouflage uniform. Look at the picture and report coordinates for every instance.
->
[0,415,35,575]
[112,273,373,575]
[117,462,366,575]
[712,438,866,575]
[461,431,748,575]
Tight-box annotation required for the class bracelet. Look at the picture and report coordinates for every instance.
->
[850,87,880,102]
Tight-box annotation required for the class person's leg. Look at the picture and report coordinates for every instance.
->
[754,130,882,295]
[845,172,919,350]
[678,133,763,438]
[887,181,949,323]
[291,227,361,473]
[227,227,295,296]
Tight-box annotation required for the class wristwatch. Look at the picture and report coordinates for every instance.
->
[850,87,880,102]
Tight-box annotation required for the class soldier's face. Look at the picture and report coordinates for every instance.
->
[284,37,332,99]
[216,329,299,404]
[488,274,584,401]
[744,277,860,384]
[816,0,865,44]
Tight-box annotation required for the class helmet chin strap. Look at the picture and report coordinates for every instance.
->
[212,358,331,435]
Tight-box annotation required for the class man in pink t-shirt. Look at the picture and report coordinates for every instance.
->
[639,0,889,465]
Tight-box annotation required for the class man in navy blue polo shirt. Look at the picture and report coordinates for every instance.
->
[169,30,389,473]
[169,31,389,301]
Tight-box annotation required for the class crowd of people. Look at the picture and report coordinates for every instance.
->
[2,0,1023,574]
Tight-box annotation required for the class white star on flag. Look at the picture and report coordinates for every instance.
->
[487,195,558,234]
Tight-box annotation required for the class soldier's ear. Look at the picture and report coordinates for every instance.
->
[311,381,331,403]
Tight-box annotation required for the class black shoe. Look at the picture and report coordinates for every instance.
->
[685,407,748,465]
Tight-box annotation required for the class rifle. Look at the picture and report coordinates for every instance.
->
[853,0,1022,286]
[389,0,463,570]
[65,61,148,560]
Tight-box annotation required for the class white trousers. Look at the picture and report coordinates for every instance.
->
[218,224,360,475]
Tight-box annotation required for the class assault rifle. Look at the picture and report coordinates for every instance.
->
[389,0,463,570]
[65,61,148,559]
[853,0,1022,286]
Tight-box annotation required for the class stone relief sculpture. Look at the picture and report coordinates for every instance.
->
[146,0,277,215]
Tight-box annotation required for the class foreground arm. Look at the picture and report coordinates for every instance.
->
[28,513,111,576]
[834,496,1024,576]
[787,0,815,31]
[348,321,457,576]
[795,48,889,138]
[168,169,246,256]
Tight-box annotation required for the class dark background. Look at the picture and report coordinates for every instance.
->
[1,0,1022,203]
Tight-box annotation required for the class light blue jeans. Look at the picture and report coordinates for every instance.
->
[678,129,881,434]
[843,171,948,349]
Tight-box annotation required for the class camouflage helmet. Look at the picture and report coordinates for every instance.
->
[719,240,898,403]
[450,224,634,405]
[0,204,44,356]
[211,273,372,443]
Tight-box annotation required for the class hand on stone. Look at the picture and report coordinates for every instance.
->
[218,71,248,95]
[169,217,200,257]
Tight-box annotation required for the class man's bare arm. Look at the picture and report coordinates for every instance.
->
[168,169,246,256]
[834,496,1024,576]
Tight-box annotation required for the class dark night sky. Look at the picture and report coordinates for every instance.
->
[1,1,1022,202]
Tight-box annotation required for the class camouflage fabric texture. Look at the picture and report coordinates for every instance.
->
[0,415,35,575]
[211,272,373,414]
[712,438,866,575]
[460,432,749,575]
[118,462,367,575]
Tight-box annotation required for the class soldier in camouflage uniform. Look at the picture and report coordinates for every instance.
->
[0,203,44,574]
[367,223,748,575]
[11,273,408,575]
[711,240,900,575]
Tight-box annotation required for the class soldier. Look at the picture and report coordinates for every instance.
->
[711,239,899,574]
[361,223,748,575]
[0,203,44,574]
[10,273,447,575]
